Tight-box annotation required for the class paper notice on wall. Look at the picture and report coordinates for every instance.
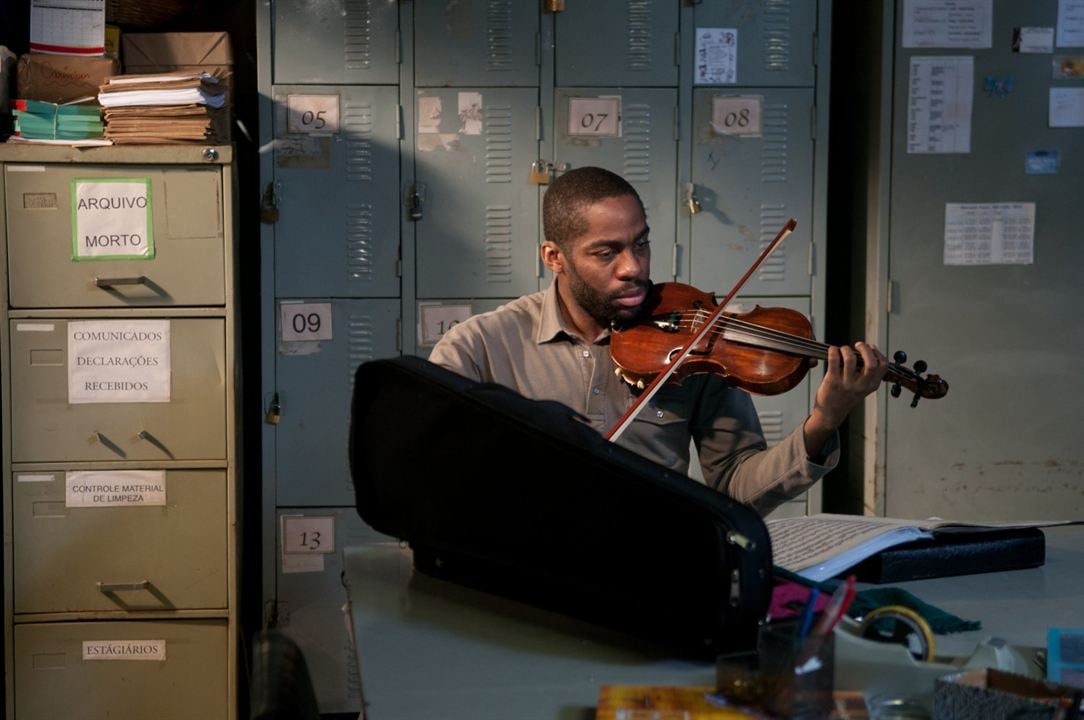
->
[694,28,738,85]
[418,95,442,134]
[902,0,992,48]
[1050,87,1084,127]
[66,470,166,508]
[944,203,1035,266]
[83,640,166,662]
[30,0,106,55]
[907,56,974,153]
[68,320,171,404]
[1057,0,1084,47]
[458,92,483,135]
[73,179,154,260]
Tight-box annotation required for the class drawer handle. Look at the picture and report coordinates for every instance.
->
[95,276,148,288]
[97,580,150,593]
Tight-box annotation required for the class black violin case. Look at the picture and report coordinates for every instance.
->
[349,356,773,657]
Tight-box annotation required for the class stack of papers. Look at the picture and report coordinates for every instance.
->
[97,73,229,144]
[13,99,106,142]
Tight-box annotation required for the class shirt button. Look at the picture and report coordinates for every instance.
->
[592,387,601,395]
[582,350,591,358]
[656,410,665,418]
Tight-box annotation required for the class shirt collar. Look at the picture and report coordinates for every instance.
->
[537,279,611,346]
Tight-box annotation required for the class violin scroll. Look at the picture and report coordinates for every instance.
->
[887,350,948,407]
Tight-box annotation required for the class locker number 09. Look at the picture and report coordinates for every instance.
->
[280,302,334,342]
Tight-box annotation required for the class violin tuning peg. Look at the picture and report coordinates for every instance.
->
[636,379,645,390]
[893,350,907,365]
[913,360,927,374]
[891,383,902,398]
[911,393,921,408]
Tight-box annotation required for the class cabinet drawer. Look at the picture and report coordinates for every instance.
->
[9,318,226,462]
[4,164,225,308]
[15,620,227,720]
[13,469,227,614]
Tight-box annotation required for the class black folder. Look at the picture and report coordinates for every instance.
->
[848,527,1046,584]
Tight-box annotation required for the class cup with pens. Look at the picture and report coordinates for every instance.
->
[715,575,857,718]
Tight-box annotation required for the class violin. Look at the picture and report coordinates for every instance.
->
[610,282,949,404]
[603,218,946,443]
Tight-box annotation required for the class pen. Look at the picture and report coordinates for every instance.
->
[796,587,820,641]
[808,575,856,639]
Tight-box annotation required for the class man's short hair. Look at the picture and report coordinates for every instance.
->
[542,166,644,251]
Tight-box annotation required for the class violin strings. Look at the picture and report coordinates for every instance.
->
[655,311,916,381]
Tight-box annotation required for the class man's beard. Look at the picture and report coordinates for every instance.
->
[566,266,649,328]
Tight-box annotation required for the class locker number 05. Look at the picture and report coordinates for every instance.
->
[280,302,334,342]
[286,94,341,135]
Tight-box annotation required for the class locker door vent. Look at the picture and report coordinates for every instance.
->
[344,0,377,71]
[486,0,514,72]
[761,0,794,74]
[626,1,654,72]
[484,105,513,183]
[757,205,788,283]
[760,102,790,184]
[484,205,514,284]
[622,103,652,183]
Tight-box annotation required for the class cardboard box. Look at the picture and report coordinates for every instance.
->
[122,32,233,83]
[16,53,120,104]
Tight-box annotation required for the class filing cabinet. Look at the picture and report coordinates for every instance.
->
[0,145,240,719]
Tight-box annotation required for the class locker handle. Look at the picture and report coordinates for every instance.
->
[96,276,148,288]
[97,580,150,593]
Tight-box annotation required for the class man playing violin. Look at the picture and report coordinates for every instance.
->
[430,166,888,515]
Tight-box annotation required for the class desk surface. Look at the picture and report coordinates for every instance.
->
[344,526,1083,720]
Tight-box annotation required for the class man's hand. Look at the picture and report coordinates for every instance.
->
[803,342,889,458]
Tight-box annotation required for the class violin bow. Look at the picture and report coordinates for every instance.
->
[605,218,798,442]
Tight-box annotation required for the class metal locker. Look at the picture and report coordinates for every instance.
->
[272,0,399,85]
[692,0,818,87]
[4,164,225,308]
[275,299,399,507]
[414,87,540,299]
[555,87,678,282]
[275,508,390,714]
[555,0,679,87]
[15,620,228,720]
[414,1,540,87]
[876,0,1084,519]
[689,87,815,296]
[271,85,400,299]
[13,469,227,614]
[9,318,226,463]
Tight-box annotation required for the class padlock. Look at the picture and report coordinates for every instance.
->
[529,159,551,185]
[260,183,280,224]
[544,0,566,12]
[265,393,282,425]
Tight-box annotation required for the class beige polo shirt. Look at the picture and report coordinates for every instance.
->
[429,281,837,515]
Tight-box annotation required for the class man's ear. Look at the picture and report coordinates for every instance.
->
[540,240,565,274]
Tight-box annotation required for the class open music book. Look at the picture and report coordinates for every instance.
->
[767,513,1075,582]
